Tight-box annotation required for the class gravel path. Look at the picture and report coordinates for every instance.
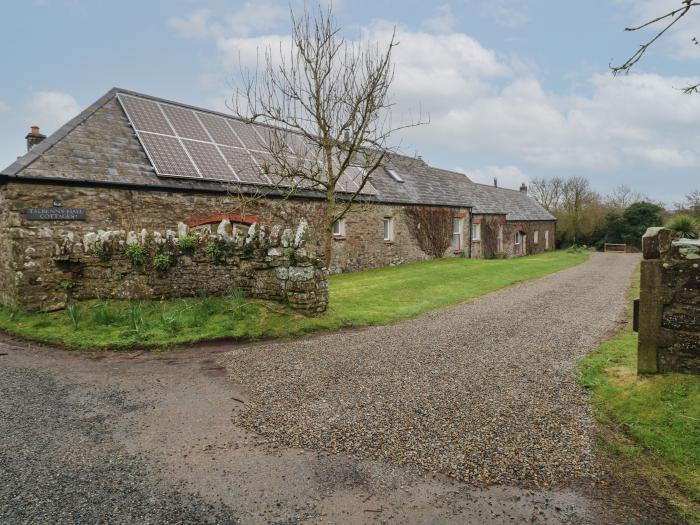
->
[0,365,240,525]
[223,253,639,488]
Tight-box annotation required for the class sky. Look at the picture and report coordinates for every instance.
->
[2,0,699,205]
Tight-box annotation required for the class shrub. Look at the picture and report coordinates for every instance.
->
[92,245,113,261]
[153,253,172,273]
[206,241,224,261]
[125,244,148,266]
[665,215,700,239]
[177,235,198,252]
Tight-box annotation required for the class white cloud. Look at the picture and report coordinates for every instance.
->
[25,91,80,130]
[0,101,9,113]
[175,13,700,178]
[423,4,457,33]
[456,165,530,190]
[168,8,212,39]
[168,2,287,40]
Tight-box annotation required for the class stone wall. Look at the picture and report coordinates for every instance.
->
[638,227,700,374]
[2,204,328,313]
[0,181,475,312]
[470,215,556,259]
[329,204,471,272]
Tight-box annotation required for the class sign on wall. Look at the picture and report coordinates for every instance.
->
[26,208,86,221]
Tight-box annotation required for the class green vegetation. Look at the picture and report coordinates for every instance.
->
[665,214,700,239]
[152,253,172,273]
[124,244,148,266]
[176,235,198,251]
[577,268,700,522]
[0,250,586,351]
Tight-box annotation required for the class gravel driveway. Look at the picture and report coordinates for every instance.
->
[223,253,640,488]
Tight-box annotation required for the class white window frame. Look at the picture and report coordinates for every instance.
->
[451,218,463,250]
[333,218,346,237]
[471,223,481,242]
[533,230,539,245]
[383,217,395,242]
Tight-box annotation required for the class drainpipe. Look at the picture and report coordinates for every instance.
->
[467,209,473,259]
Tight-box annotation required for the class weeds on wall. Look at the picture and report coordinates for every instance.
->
[152,253,172,273]
[176,235,198,252]
[125,244,148,266]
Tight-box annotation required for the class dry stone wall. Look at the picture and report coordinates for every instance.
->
[0,181,328,313]
[638,227,700,374]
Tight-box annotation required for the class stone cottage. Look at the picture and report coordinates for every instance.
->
[0,88,555,311]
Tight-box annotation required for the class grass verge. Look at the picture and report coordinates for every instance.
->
[0,249,587,351]
[577,266,700,523]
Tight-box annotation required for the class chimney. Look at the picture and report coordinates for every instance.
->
[25,126,46,151]
[519,183,528,193]
[493,177,498,188]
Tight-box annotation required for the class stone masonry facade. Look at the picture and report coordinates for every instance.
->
[638,227,700,374]
[470,214,556,259]
[0,181,471,312]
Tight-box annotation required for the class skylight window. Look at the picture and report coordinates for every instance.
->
[384,166,404,183]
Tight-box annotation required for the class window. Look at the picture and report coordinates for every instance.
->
[533,230,539,244]
[383,217,395,242]
[333,218,346,237]
[451,218,463,250]
[471,223,481,241]
[545,230,549,249]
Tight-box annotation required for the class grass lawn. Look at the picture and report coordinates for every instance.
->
[577,267,700,523]
[0,249,587,351]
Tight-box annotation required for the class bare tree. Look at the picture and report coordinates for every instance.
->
[611,0,700,93]
[233,4,424,265]
[529,177,564,212]
[674,189,700,217]
[605,184,645,210]
[560,177,599,245]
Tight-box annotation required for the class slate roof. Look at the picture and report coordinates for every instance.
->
[1,87,555,222]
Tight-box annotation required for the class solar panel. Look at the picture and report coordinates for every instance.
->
[116,92,378,195]
[182,139,236,181]
[139,132,200,178]
[198,113,244,147]
[161,104,210,142]
[119,94,173,135]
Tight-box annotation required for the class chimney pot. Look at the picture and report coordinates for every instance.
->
[25,126,46,151]
[519,183,528,193]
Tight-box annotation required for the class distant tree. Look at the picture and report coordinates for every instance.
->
[621,201,665,247]
[558,177,600,245]
[605,184,645,211]
[611,0,700,94]
[675,190,700,218]
[530,177,563,212]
